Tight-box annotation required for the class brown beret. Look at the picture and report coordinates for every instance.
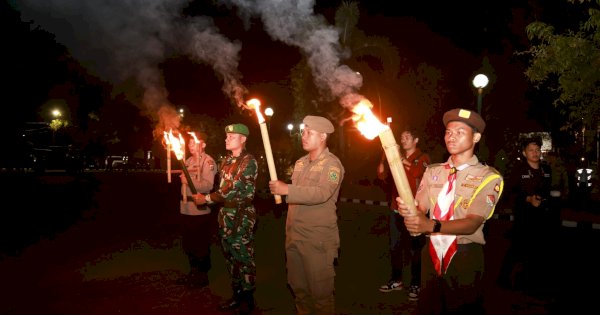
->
[303,115,334,134]
[442,108,486,133]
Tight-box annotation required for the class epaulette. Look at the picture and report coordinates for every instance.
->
[487,166,501,175]
[427,162,445,169]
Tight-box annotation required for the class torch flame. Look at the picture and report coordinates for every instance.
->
[351,99,389,140]
[165,130,186,160]
[188,131,200,144]
[247,98,265,123]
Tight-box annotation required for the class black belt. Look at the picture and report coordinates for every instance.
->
[224,201,250,208]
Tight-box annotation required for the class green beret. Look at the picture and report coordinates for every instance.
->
[442,108,486,133]
[303,115,334,134]
[225,123,249,136]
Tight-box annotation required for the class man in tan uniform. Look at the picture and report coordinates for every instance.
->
[397,108,504,315]
[269,115,344,315]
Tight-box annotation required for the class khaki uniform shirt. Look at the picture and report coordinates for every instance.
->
[180,153,217,215]
[416,155,504,245]
[286,148,345,246]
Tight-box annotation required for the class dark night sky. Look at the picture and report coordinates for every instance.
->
[3,0,588,156]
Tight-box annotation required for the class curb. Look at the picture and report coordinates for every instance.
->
[257,189,599,230]
[337,197,600,230]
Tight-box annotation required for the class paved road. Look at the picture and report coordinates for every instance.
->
[0,172,598,314]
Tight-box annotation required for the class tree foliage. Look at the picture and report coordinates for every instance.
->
[522,0,600,127]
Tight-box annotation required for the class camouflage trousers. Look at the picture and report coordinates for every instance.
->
[218,206,257,291]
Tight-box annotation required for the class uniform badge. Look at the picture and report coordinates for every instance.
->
[328,166,340,184]
[461,199,470,209]
[486,195,496,207]
[208,161,215,171]
[466,174,482,181]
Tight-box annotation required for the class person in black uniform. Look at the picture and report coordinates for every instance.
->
[497,136,557,298]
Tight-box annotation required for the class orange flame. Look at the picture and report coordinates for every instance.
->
[188,131,200,144]
[164,130,185,160]
[351,99,389,140]
[247,98,265,123]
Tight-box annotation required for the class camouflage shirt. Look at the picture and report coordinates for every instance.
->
[209,150,257,209]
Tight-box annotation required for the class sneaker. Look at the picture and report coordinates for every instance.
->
[379,280,403,292]
[408,285,420,301]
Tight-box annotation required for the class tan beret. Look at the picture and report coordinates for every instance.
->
[303,115,334,134]
[442,108,486,133]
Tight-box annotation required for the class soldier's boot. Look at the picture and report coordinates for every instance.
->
[218,287,242,311]
[235,290,255,315]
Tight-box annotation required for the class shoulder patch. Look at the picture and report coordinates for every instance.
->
[328,166,341,184]
[427,162,444,169]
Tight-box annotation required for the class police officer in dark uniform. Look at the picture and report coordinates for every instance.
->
[194,123,258,315]
[498,136,556,297]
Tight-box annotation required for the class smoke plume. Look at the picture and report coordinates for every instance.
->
[222,0,363,105]
[15,0,247,135]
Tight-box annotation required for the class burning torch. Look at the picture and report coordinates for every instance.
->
[351,100,419,235]
[165,130,197,194]
[247,98,282,204]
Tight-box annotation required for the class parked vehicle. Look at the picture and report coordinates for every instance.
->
[31,145,84,174]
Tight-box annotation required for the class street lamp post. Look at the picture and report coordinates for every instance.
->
[472,74,489,114]
[265,107,273,130]
[51,109,62,144]
[287,123,294,136]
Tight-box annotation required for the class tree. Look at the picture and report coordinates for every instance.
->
[522,0,600,128]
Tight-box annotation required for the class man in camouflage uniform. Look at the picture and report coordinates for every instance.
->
[397,108,504,315]
[269,115,345,315]
[177,131,217,288]
[194,123,258,315]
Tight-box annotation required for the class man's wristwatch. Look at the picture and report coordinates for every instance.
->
[432,219,441,233]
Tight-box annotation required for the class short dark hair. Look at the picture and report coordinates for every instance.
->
[521,137,542,150]
[400,126,421,140]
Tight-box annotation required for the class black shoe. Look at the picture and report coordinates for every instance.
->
[218,298,241,311]
[235,290,255,315]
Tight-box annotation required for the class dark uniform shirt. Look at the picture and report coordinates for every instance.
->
[507,160,552,231]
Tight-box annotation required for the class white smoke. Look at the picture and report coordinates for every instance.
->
[222,0,363,103]
[15,0,365,131]
[15,0,247,131]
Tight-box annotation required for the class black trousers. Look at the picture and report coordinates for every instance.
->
[181,213,213,273]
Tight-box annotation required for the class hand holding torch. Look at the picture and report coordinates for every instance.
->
[352,101,419,235]
[248,98,282,204]
[166,131,197,194]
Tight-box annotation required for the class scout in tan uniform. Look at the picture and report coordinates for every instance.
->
[397,108,503,315]
[269,115,344,315]
[177,131,217,288]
